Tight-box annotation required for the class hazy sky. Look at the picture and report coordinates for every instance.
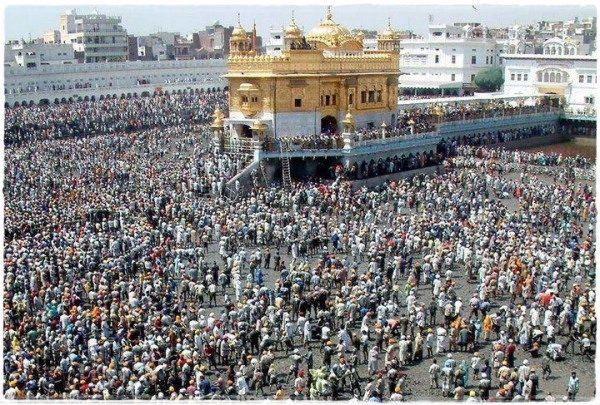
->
[4,4,596,41]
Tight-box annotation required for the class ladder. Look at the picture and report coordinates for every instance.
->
[280,142,292,190]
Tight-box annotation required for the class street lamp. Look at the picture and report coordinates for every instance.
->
[210,106,225,151]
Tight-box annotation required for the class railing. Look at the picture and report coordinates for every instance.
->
[353,131,439,148]
[223,137,255,154]
[259,109,562,157]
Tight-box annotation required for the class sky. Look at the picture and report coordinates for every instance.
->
[4,4,597,41]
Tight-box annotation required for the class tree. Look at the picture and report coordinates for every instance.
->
[474,67,504,92]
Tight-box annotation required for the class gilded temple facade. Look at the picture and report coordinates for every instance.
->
[219,7,401,140]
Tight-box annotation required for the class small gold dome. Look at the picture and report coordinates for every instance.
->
[212,106,224,119]
[306,6,353,48]
[238,82,259,92]
[211,107,224,129]
[378,18,400,40]
[342,111,355,124]
[231,14,248,40]
[284,12,303,38]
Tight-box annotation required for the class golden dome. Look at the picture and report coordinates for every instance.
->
[378,18,400,40]
[284,12,303,38]
[342,111,355,124]
[238,82,259,92]
[231,13,248,40]
[306,6,354,48]
[212,106,224,119]
[211,107,224,128]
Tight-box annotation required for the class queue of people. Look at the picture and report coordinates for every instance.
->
[272,102,557,152]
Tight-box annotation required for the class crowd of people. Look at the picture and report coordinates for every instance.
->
[4,96,596,401]
[4,126,251,242]
[4,90,227,145]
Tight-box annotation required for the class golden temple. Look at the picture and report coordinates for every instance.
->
[215,6,402,142]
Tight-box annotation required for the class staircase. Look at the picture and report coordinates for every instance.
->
[280,142,292,190]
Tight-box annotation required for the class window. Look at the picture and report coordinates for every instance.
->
[511,73,515,81]
[332,95,336,105]
[376,91,382,102]
[517,74,521,81]
[241,95,248,103]
[451,73,455,81]
[579,75,584,83]
[485,56,489,64]
[523,74,528,81]
[251,96,258,102]
[471,74,475,82]
[471,56,476,64]
[435,55,439,63]
[348,93,354,105]
[587,75,592,83]
[451,55,456,64]
[368,91,375,103]
[361,91,367,103]
[294,98,302,107]
[325,95,330,106]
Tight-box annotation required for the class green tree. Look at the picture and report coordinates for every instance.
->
[474,67,504,92]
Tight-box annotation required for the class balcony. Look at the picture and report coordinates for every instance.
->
[85,42,128,49]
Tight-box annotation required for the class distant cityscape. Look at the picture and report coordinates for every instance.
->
[4,8,596,66]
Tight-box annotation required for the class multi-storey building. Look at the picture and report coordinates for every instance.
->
[42,30,61,44]
[501,53,596,113]
[127,36,138,61]
[4,41,77,68]
[136,35,173,61]
[59,9,128,63]
[399,23,501,96]
[195,22,234,58]
[265,28,284,56]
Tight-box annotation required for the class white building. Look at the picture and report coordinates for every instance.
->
[4,59,227,106]
[501,53,596,114]
[399,23,501,96]
[42,30,61,44]
[363,38,378,51]
[4,41,77,68]
[265,28,284,56]
[541,36,590,56]
[59,9,128,63]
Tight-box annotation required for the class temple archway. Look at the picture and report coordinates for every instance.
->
[241,124,253,138]
[321,115,338,133]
